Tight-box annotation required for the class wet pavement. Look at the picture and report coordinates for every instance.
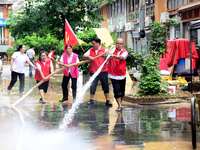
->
[0,65,200,150]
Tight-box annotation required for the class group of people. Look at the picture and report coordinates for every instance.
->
[7,37,128,111]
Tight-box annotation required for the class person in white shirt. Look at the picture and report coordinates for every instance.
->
[26,48,35,77]
[7,45,35,94]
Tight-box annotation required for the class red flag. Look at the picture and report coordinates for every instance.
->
[64,19,78,48]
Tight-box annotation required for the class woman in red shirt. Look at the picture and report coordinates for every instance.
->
[35,51,54,104]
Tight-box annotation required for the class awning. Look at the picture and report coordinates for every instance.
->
[191,20,200,29]
[178,1,200,12]
[0,18,7,27]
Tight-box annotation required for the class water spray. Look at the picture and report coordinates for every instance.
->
[60,46,116,129]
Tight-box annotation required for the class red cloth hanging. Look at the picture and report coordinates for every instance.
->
[161,39,199,70]
[165,40,177,66]
[160,57,168,70]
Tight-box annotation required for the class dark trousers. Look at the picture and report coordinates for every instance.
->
[90,72,109,95]
[111,78,126,99]
[36,80,49,93]
[29,58,34,77]
[61,74,77,101]
[7,71,25,93]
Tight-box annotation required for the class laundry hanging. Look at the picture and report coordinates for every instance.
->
[160,38,199,73]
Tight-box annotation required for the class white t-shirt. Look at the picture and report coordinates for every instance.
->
[11,51,30,74]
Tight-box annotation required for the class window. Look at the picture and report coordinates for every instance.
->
[117,0,120,15]
[0,7,3,18]
[109,4,112,18]
[167,0,189,10]
[0,27,4,44]
[129,0,131,12]
[127,0,136,13]
[135,0,139,9]
[146,0,154,5]
[131,0,134,12]
[115,1,118,15]
[112,2,115,16]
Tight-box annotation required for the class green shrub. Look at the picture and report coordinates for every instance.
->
[13,33,63,55]
[7,47,15,58]
[126,49,144,69]
[139,56,161,95]
[149,22,167,56]
[77,28,97,43]
[138,22,168,95]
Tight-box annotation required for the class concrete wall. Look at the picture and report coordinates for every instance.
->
[154,0,168,22]
[100,5,109,28]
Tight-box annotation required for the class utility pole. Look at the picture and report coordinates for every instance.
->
[139,0,145,31]
[139,0,146,53]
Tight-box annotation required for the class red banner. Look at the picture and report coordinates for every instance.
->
[64,19,78,48]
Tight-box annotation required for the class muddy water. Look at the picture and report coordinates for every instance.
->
[0,65,200,150]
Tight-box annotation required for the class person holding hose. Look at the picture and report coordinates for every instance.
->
[83,38,112,107]
[108,38,128,111]
[7,45,35,95]
[35,50,54,104]
[59,44,80,105]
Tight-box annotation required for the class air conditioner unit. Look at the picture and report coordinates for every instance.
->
[160,12,170,23]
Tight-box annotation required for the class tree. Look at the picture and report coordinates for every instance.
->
[9,0,103,39]
[139,22,167,95]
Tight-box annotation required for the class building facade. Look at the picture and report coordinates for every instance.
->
[0,0,13,56]
[165,0,200,47]
[100,0,163,53]
[100,0,200,52]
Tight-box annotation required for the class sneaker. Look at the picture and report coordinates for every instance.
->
[7,89,11,95]
[39,98,46,104]
[105,100,112,107]
[19,92,24,97]
[59,99,68,103]
[87,99,96,105]
[62,100,71,106]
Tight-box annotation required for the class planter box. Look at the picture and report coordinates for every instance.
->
[124,92,192,105]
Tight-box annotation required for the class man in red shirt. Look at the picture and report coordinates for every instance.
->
[83,38,112,107]
[108,38,128,111]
